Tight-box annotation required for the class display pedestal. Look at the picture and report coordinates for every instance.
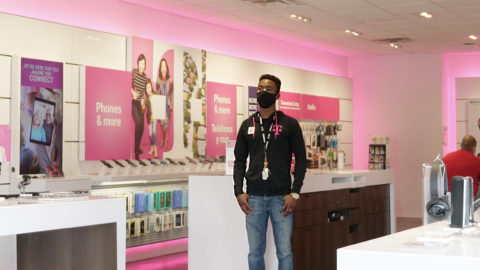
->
[0,197,125,270]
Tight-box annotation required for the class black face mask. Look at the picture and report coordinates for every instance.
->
[257,91,277,108]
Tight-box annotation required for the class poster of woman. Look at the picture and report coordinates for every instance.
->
[19,58,63,175]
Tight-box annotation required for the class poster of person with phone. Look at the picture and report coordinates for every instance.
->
[19,58,63,175]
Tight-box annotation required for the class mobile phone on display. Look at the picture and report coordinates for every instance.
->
[100,160,113,169]
[165,158,178,165]
[148,159,160,166]
[157,158,169,166]
[112,159,125,168]
[205,157,215,164]
[124,159,138,168]
[177,161,186,166]
[137,159,147,166]
[185,156,197,164]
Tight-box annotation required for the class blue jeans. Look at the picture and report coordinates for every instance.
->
[149,120,157,146]
[246,195,293,270]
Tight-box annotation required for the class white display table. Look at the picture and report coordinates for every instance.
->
[0,196,126,270]
[189,169,396,270]
[337,218,480,270]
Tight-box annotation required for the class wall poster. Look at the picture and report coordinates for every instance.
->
[0,125,11,163]
[20,58,63,175]
[206,82,237,157]
[85,67,132,160]
[183,49,207,158]
[131,37,176,159]
[248,86,258,116]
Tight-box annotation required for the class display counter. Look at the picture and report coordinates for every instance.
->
[337,217,480,270]
[189,169,396,270]
[0,196,125,270]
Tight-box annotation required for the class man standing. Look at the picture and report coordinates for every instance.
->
[131,54,148,160]
[233,74,306,270]
[443,135,480,196]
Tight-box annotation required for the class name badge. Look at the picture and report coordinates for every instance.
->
[248,127,255,135]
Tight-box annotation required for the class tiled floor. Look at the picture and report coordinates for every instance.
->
[126,251,188,270]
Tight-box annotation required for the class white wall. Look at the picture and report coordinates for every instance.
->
[455,78,480,149]
[349,54,443,218]
[207,52,353,165]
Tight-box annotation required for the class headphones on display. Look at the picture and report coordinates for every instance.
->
[426,156,450,220]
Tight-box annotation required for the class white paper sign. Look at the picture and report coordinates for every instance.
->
[191,98,203,122]
[151,95,166,120]
[225,140,236,175]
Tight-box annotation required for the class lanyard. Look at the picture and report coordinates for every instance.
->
[258,112,276,169]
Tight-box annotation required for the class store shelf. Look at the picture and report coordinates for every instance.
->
[127,227,188,248]
[89,166,225,186]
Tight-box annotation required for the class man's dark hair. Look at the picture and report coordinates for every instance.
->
[137,53,146,65]
[461,135,477,153]
[259,74,281,93]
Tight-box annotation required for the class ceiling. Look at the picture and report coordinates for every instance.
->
[124,0,480,56]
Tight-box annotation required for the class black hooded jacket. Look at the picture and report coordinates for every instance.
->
[233,111,307,197]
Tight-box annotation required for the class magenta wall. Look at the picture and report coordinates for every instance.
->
[0,0,348,77]
[443,52,480,155]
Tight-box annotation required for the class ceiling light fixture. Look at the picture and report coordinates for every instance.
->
[345,29,361,37]
[419,11,432,19]
[468,34,478,40]
[389,43,399,49]
[289,13,311,23]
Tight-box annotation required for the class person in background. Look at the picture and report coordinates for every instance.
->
[31,110,46,143]
[131,54,148,160]
[145,79,158,158]
[43,107,54,144]
[233,74,307,270]
[156,58,173,151]
[443,135,480,196]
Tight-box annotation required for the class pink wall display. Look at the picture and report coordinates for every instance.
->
[300,94,339,121]
[206,82,237,157]
[278,92,301,119]
[85,66,132,160]
[131,37,175,159]
[0,125,11,162]
[20,58,63,175]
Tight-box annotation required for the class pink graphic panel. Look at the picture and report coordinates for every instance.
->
[206,82,237,157]
[278,92,301,118]
[85,66,133,160]
[301,95,339,121]
[0,125,11,162]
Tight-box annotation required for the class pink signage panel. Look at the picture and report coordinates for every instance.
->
[278,92,301,119]
[300,95,339,121]
[206,82,237,157]
[0,125,11,162]
[85,66,133,160]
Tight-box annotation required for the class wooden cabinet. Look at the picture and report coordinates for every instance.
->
[293,184,390,270]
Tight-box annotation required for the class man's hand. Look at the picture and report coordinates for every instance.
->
[280,194,297,217]
[237,193,253,216]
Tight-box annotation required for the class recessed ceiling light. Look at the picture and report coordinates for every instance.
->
[288,13,311,23]
[419,11,432,19]
[345,29,361,37]
[389,43,399,49]
[468,34,478,40]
